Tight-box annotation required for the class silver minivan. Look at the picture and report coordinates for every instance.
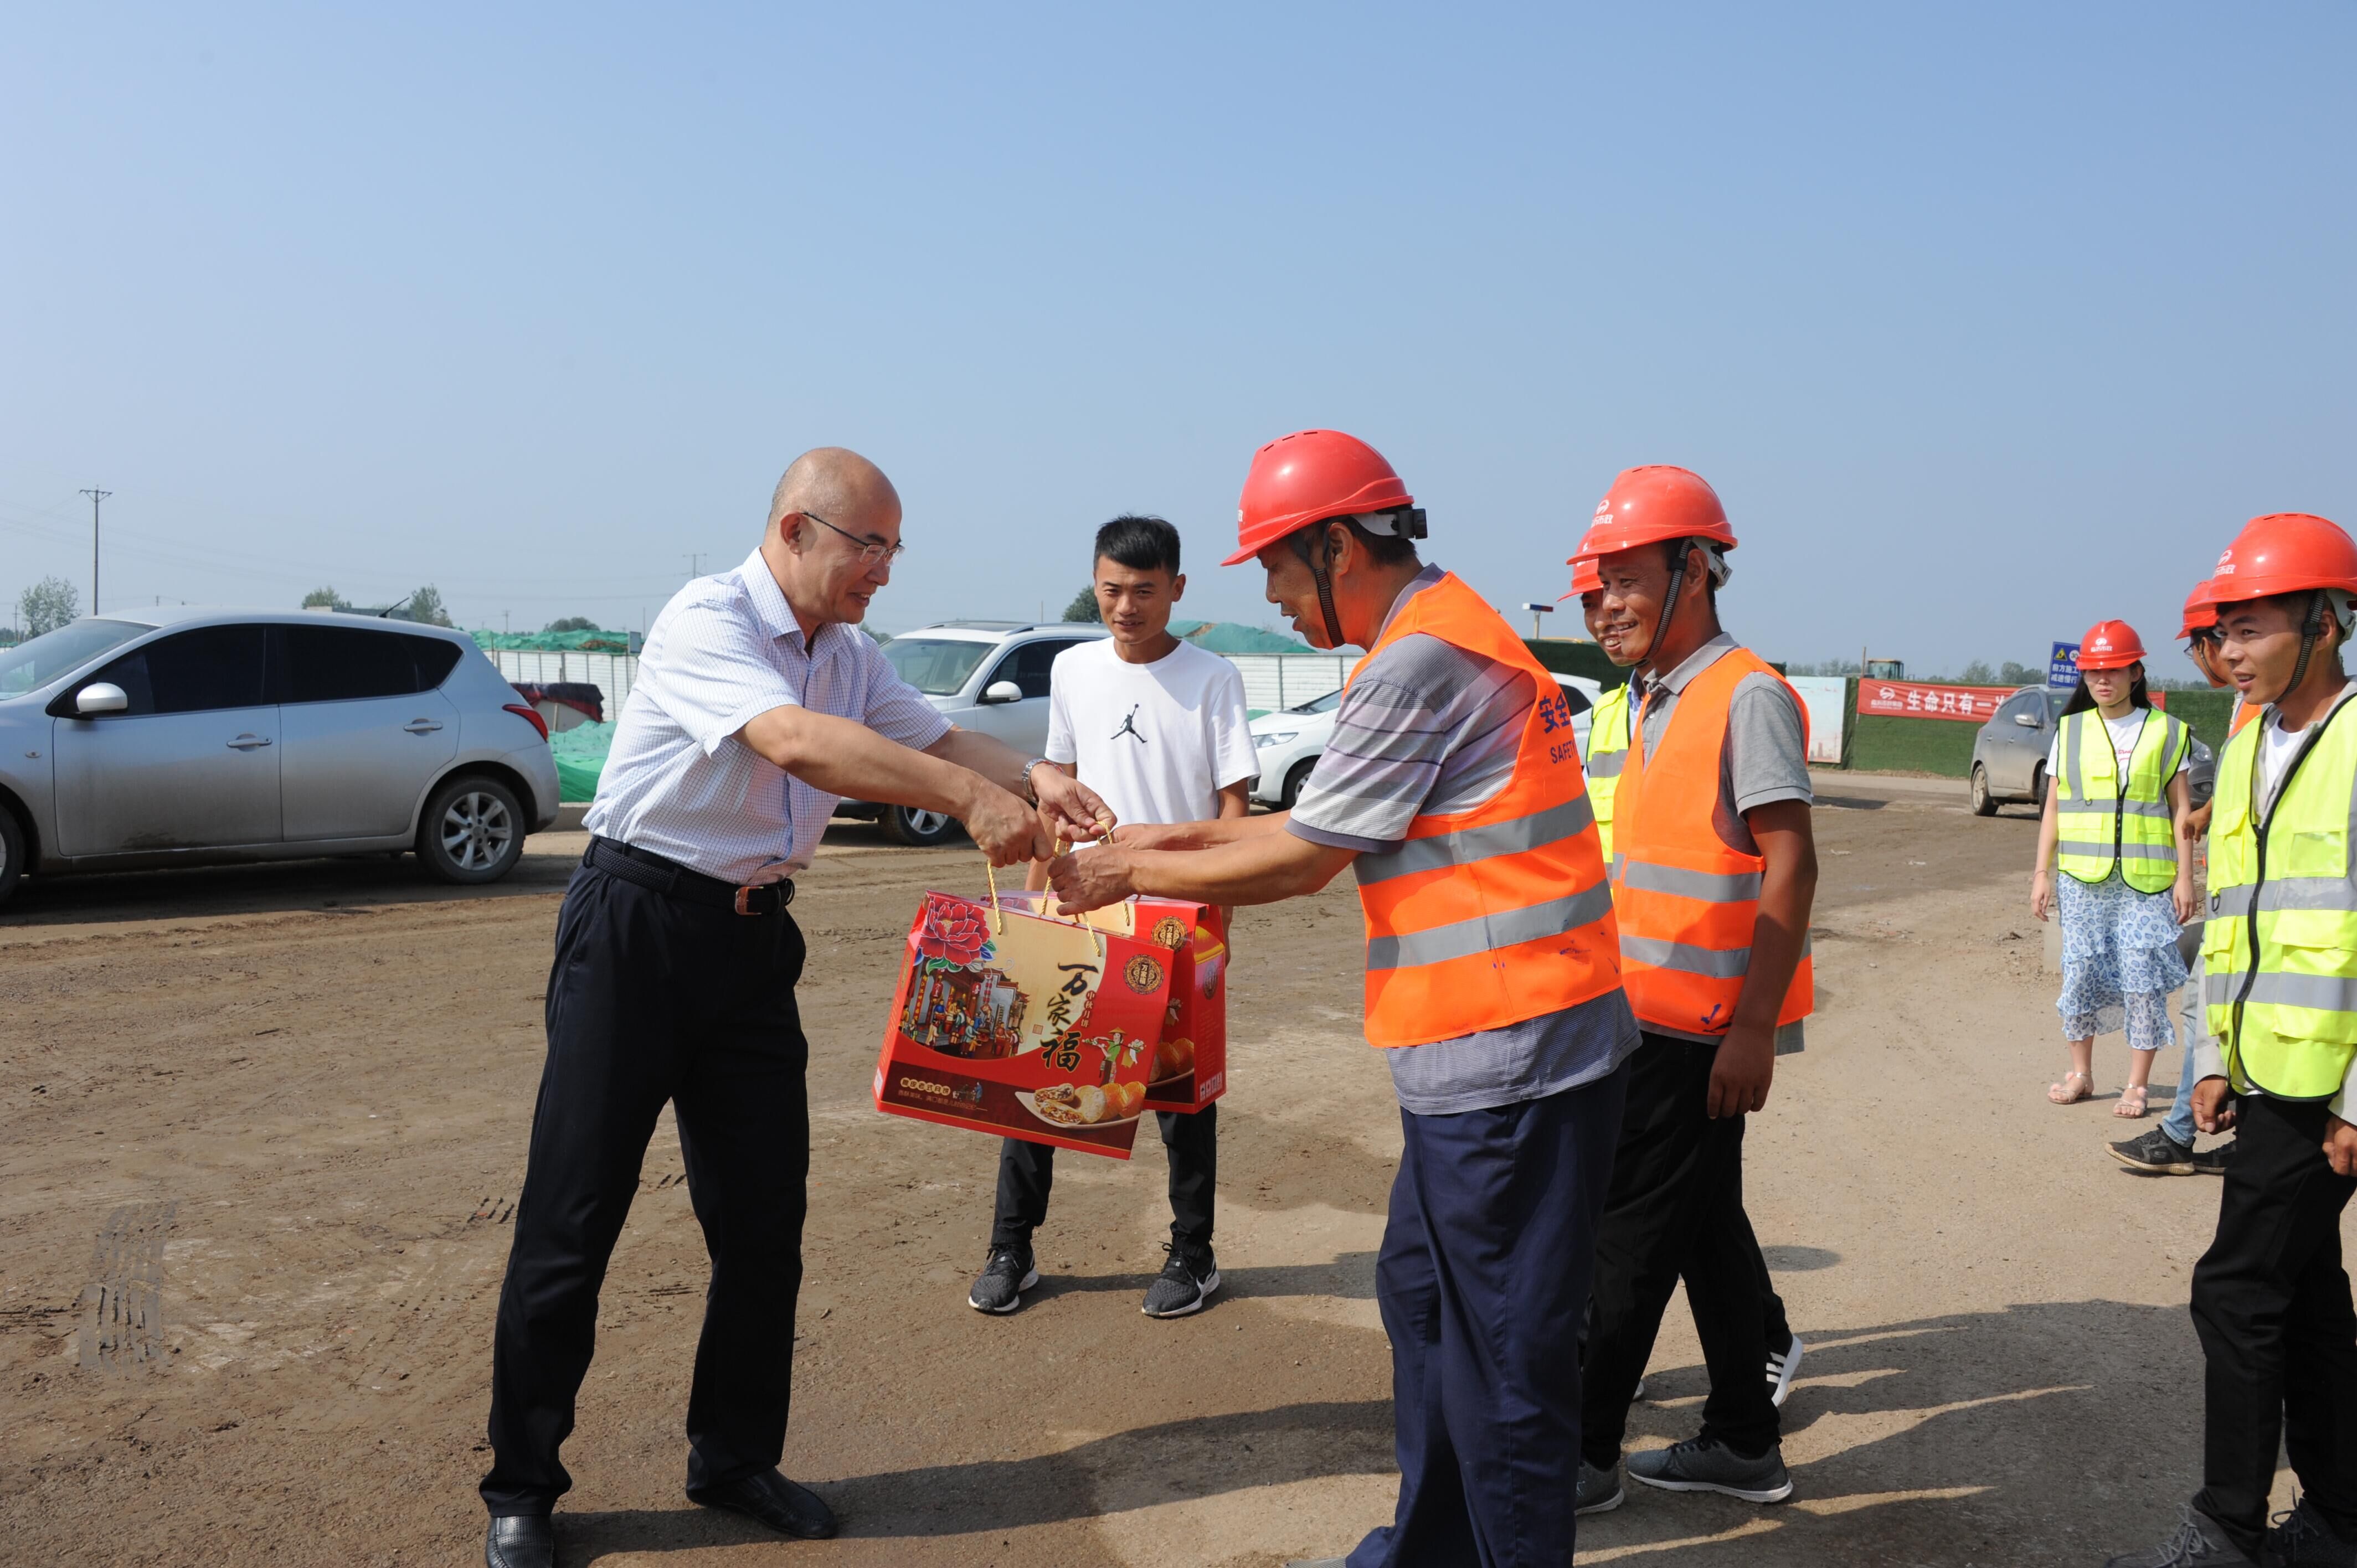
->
[0,610,562,906]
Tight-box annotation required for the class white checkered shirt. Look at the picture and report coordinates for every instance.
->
[583,549,951,883]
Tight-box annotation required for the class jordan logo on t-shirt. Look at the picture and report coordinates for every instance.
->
[1110,705,1146,745]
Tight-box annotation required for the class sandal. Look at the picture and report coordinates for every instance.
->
[2114,1085,2150,1119]
[2048,1071,2093,1106]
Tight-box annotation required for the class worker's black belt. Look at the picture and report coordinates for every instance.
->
[585,837,794,916]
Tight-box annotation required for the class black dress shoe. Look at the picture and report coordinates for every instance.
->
[485,1513,555,1568]
[688,1468,840,1540]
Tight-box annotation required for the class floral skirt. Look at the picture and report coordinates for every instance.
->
[2056,870,2188,1050]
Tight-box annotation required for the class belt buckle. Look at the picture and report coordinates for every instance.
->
[733,885,761,916]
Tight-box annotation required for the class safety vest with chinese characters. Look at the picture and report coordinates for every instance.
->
[2202,688,2357,1101]
[2053,708,2190,894]
[1612,647,1813,1037]
[1584,680,1634,873]
[1349,573,1621,1048]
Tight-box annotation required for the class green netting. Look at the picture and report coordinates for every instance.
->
[470,629,637,652]
[548,720,614,802]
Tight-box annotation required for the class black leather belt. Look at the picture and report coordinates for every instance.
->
[585,837,794,916]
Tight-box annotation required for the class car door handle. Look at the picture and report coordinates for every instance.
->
[403,720,445,734]
[227,734,274,750]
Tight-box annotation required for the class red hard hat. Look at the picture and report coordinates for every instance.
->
[2178,581,2219,639]
[1224,430,1414,567]
[1572,465,1738,561]
[2077,620,2147,671]
[2208,513,2357,605]
[1563,555,1603,599]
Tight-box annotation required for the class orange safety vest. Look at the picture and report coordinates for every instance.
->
[2229,698,2257,738]
[1349,572,1622,1048]
[1613,646,1813,1036]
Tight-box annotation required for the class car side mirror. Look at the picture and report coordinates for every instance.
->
[980,680,1023,705]
[2013,712,2041,728]
[75,682,129,715]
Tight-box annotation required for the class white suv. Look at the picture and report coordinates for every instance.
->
[842,620,1110,845]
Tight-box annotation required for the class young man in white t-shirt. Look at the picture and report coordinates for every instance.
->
[966,515,1259,1319]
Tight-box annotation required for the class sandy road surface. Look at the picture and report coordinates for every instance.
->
[0,778,2323,1565]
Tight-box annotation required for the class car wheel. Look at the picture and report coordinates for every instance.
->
[1280,759,1317,811]
[2030,763,2048,808]
[1970,763,1998,817]
[418,775,526,884]
[0,806,22,907]
[883,805,964,847]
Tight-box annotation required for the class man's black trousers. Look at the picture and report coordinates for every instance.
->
[2190,1091,2357,1556]
[480,858,810,1516]
[1580,1030,1779,1467]
[990,1103,1217,1253]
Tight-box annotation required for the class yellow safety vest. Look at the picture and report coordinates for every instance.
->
[2054,707,2189,893]
[1584,680,1633,873]
[2202,688,2357,1100]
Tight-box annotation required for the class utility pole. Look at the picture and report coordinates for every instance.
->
[503,610,511,635]
[80,488,111,613]
[683,553,705,579]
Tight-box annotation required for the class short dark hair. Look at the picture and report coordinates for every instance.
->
[1095,514,1181,576]
[1288,512,1421,570]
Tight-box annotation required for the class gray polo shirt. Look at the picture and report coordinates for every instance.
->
[1632,631,1814,1052]
[1288,565,1640,1116]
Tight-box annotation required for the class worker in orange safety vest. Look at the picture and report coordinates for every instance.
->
[1567,465,1819,1516]
[1048,429,1639,1568]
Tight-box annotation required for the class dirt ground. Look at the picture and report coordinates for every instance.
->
[0,776,2322,1566]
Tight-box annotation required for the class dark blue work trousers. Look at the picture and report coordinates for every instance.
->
[480,858,810,1515]
[1347,1063,1630,1568]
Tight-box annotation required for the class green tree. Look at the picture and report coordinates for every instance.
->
[1959,659,1995,685]
[406,585,454,627]
[19,576,79,637]
[1999,661,2041,686]
[543,615,599,633]
[301,585,341,608]
[1061,586,1102,623]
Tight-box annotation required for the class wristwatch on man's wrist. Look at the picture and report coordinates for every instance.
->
[1021,759,1052,806]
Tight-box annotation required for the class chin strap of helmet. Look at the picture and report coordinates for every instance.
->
[2289,589,2328,696]
[1311,526,1346,650]
[1642,539,1691,679]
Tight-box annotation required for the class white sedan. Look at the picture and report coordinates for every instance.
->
[1248,673,1603,809]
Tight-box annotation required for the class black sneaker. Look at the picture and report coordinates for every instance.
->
[1575,1458,1624,1515]
[2191,1141,2235,1175]
[1767,1333,1804,1409]
[2103,1505,2256,1566]
[966,1245,1038,1314]
[2110,1128,2200,1175]
[2268,1499,2357,1566]
[1142,1242,1220,1318]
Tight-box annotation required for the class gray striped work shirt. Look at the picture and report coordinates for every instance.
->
[1289,565,1639,1116]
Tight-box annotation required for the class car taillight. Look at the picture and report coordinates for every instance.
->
[504,703,550,741]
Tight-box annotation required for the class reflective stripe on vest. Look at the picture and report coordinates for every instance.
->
[2054,708,2188,893]
[1612,646,1813,1036]
[2201,686,2357,1101]
[1584,683,1633,872]
[1347,573,1622,1048]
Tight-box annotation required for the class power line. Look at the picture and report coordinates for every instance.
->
[79,488,110,613]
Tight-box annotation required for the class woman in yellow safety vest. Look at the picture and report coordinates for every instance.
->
[2030,618,2197,1117]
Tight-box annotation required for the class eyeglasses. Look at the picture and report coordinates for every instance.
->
[804,510,906,566]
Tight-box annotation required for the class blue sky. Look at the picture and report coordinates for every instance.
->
[5,3,2350,674]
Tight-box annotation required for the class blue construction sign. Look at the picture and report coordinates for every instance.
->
[2048,641,2081,690]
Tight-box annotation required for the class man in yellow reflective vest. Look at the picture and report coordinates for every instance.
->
[2107,514,2357,1568]
[1049,429,1636,1568]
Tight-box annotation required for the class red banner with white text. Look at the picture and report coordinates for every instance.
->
[1859,681,2015,723]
